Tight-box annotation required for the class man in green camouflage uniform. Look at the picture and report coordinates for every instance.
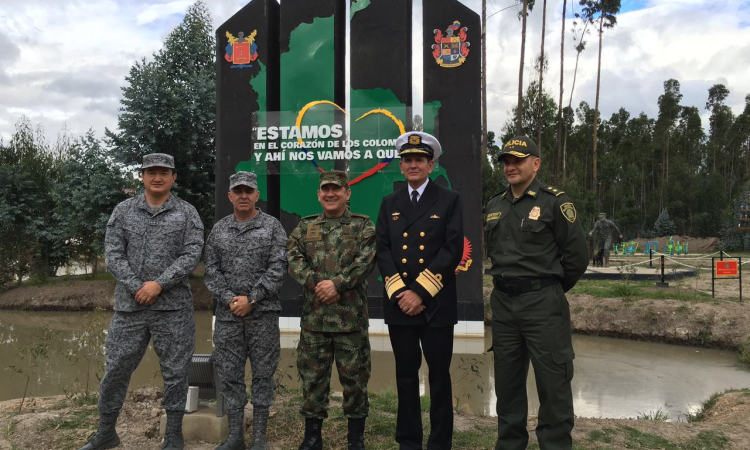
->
[287,170,376,450]
[589,213,623,268]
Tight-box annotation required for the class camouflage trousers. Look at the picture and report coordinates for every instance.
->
[213,311,281,410]
[596,236,614,257]
[297,329,371,419]
[99,309,195,414]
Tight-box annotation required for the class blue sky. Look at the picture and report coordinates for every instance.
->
[1,0,749,143]
[619,0,650,14]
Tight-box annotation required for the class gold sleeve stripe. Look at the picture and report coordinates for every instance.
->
[425,269,443,285]
[416,269,444,297]
[385,274,406,298]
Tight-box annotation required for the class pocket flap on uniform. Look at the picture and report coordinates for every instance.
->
[483,219,500,231]
[521,220,546,233]
[552,347,575,364]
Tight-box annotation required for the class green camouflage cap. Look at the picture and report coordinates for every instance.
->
[141,153,175,170]
[229,171,258,190]
[498,136,540,160]
[319,170,349,189]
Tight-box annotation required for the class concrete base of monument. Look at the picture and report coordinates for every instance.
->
[582,265,696,281]
[276,324,487,354]
[276,317,485,338]
[210,317,487,349]
[159,405,228,443]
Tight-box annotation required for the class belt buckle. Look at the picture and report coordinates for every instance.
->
[507,284,521,296]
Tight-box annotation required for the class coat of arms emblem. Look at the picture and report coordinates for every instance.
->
[225,30,259,69]
[431,21,470,68]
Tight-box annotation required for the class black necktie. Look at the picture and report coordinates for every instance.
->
[411,190,419,208]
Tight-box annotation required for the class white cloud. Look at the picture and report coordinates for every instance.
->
[137,1,194,25]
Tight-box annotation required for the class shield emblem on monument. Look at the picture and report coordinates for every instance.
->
[431,20,470,68]
[225,30,259,69]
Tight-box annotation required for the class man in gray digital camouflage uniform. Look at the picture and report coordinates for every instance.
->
[204,171,288,450]
[588,212,623,268]
[78,153,204,450]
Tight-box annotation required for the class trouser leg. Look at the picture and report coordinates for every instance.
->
[333,330,371,419]
[421,325,454,450]
[213,319,249,411]
[247,312,280,409]
[98,311,151,414]
[150,309,196,412]
[388,325,423,450]
[524,286,575,450]
[603,237,612,267]
[491,289,530,450]
[297,330,334,419]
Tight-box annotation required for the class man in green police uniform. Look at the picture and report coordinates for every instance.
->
[484,136,588,450]
[287,170,377,450]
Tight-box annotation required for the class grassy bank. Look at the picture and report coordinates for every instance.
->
[2,388,749,450]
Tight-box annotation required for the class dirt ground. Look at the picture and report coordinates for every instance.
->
[0,279,213,311]
[570,267,750,349]
[1,388,748,450]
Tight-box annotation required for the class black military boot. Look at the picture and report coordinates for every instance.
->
[297,418,323,450]
[249,407,269,450]
[162,410,185,450]
[216,409,246,450]
[78,412,120,450]
[347,418,366,450]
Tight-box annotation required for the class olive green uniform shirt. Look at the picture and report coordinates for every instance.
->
[484,178,588,292]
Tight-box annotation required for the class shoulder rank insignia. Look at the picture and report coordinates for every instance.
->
[542,185,566,197]
[560,203,577,223]
[430,214,440,219]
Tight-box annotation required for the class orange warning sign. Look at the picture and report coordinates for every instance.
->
[715,260,739,277]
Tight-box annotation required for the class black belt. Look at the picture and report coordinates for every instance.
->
[493,277,560,296]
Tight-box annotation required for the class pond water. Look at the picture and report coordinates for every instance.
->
[1,310,749,420]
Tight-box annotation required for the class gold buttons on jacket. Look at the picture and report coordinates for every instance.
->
[402,258,407,263]
[419,258,424,264]
[403,245,408,250]
[420,232,425,237]
[419,245,425,250]
[403,232,408,237]
[402,272,408,277]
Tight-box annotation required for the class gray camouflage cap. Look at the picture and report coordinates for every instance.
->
[319,170,349,189]
[229,171,258,190]
[141,153,175,170]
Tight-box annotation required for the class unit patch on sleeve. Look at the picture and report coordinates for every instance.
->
[560,203,577,224]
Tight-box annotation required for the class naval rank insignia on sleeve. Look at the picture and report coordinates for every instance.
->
[560,203,577,223]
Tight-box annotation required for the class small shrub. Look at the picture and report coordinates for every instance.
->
[637,408,670,421]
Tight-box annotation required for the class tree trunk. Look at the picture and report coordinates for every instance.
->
[592,14,604,208]
[537,0,547,150]
[556,0,566,182]
[517,0,529,135]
